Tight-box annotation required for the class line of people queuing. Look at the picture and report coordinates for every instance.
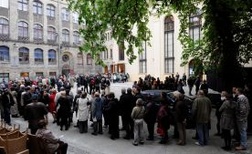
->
[1,73,252,152]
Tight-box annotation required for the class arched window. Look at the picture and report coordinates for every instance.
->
[164,16,174,73]
[33,24,43,40]
[61,8,69,21]
[19,47,29,64]
[47,26,56,41]
[86,53,92,65]
[0,18,9,35]
[18,21,28,37]
[77,52,83,65]
[62,29,69,42]
[73,31,79,44]
[189,9,202,41]
[48,49,56,64]
[47,4,55,18]
[34,48,43,64]
[0,46,9,62]
[33,1,43,15]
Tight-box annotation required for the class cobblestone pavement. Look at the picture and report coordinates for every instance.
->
[10,82,252,154]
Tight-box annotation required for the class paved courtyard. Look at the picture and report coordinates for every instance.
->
[11,82,252,154]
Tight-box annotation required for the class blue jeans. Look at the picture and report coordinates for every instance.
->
[237,121,247,148]
[196,123,209,145]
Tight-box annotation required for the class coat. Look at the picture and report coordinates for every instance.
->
[192,95,212,124]
[36,128,59,154]
[219,99,236,130]
[77,97,89,121]
[92,97,103,120]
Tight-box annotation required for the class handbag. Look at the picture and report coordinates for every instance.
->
[157,127,164,136]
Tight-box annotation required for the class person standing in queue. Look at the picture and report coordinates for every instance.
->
[24,94,48,134]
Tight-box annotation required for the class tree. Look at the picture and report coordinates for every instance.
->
[68,0,252,91]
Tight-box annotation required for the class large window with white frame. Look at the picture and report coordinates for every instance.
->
[0,46,9,62]
[189,9,202,42]
[164,16,174,74]
[33,24,43,40]
[18,0,28,11]
[34,48,43,63]
[62,29,69,42]
[139,42,147,74]
[33,1,43,15]
[19,47,29,64]
[0,0,9,8]
[47,26,57,41]
[0,18,8,35]
[61,8,69,21]
[18,21,28,38]
[47,4,55,18]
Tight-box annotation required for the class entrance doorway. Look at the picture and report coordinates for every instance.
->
[62,64,70,77]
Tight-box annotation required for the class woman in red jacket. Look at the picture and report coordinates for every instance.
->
[49,89,57,123]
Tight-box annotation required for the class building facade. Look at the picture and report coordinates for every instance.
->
[0,0,102,82]
[101,9,252,82]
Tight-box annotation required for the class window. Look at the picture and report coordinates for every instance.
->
[189,9,202,42]
[49,72,56,77]
[36,72,43,77]
[104,49,108,60]
[18,21,28,38]
[0,0,9,8]
[62,29,69,42]
[33,24,43,40]
[77,52,83,65]
[164,16,174,73]
[61,8,69,21]
[18,0,28,11]
[0,73,9,83]
[48,49,56,64]
[139,42,147,74]
[0,46,9,62]
[33,1,43,15]
[118,43,124,61]
[34,48,43,63]
[72,12,79,24]
[73,31,79,44]
[47,4,55,18]
[19,47,29,63]
[47,26,57,41]
[110,49,113,59]
[0,18,8,35]
[86,53,92,65]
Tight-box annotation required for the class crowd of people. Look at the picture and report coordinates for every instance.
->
[0,73,251,153]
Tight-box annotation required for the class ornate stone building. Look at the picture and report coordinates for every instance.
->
[0,0,102,82]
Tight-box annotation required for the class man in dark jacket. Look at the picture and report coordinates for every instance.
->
[24,94,48,134]
[120,88,135,139]
[106,92,120,140]
[1,88,15,125]
[92,92,103,135]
